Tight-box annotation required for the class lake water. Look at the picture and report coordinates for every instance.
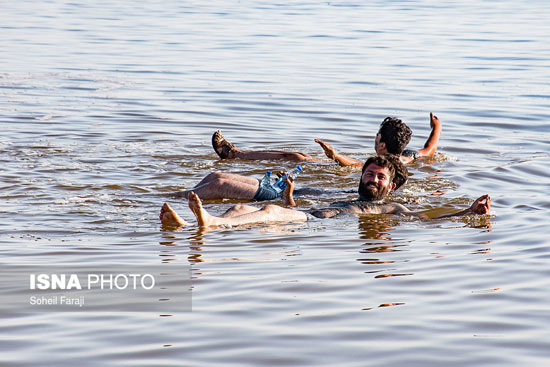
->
[1,1,549,366]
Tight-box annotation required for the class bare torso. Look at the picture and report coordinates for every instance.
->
[309,200,404,218]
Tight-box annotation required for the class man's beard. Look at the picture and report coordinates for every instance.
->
[358,180,390,201]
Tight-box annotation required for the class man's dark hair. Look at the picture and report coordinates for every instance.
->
[361,154,408,191]
[377,117,412,155]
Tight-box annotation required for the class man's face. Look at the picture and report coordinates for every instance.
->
[374,133,387,155]
[358,163,394,201]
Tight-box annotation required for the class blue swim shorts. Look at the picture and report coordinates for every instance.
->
[253,179,280,201]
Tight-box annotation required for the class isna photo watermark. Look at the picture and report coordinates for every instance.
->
[0,264,192,313]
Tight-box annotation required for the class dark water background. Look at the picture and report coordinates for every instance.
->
[1,1,549,366]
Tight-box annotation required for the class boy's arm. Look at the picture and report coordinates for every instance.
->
[315,139,363,167]
[416,112,442,157]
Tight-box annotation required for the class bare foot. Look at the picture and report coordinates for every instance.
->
[212,130,237,159]
[188,192,214,227]
[160,203,187,227]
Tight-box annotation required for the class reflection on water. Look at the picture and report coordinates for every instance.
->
[1,0,550,366]
[357,214,397,242]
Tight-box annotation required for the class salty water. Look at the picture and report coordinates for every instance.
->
[1,1,549,366]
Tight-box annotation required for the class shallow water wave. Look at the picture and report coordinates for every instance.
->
[1,0,550,366]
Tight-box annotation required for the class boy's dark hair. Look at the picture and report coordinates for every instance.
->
[377,117,412,155]
[361,154,408,190]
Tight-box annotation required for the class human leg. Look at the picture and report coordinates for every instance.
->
[176,172,259,200]
[193,172,259,187]
[212,130,312,161]
[233,150,312,161]
[160,203,188,227]
[160,201,264,228]
[188,192,307,227]
[220,204,262,217]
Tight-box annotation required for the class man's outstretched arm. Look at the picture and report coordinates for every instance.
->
[389,195,491,218]
[416,112,442,157]
[315,139,363,167]
[434,194,491,218]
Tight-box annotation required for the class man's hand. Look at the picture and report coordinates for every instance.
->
[275,170,286,179]
[315,139,337,160]
[282,176,296,207]
[469,194,491,214]
[434,194,492,219]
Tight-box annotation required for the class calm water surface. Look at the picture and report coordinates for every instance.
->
[1,1,549,366]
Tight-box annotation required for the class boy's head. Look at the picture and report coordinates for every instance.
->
[375,117,412,155]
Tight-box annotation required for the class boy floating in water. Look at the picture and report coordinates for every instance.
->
[212,113,441,165]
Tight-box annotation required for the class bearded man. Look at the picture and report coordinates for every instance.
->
[160,155,490,228]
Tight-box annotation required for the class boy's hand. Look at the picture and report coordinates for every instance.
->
[315,139,337,160]
[430,112,441,129]
[469,194,491,214]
